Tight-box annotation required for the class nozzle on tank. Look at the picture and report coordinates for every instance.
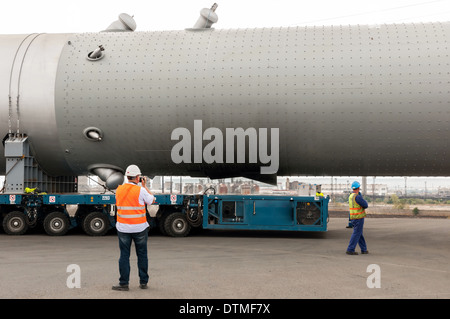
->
[193,3,219,29]
[103,13,137,32]
[87,45,105,61]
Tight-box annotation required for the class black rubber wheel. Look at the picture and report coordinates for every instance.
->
[3,211,29,235]
[43,211,70,236]
[158,213,169,235]
[82,211,110,236]
[164,212,191,237]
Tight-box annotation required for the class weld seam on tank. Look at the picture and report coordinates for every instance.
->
[8,33,44,135]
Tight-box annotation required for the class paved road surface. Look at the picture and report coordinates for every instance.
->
[0,218,448,299]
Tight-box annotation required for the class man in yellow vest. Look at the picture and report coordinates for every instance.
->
[315,185,324,198]
[112,164,155,291]
[346,181,369,255]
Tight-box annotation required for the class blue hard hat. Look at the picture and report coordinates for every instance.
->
[351,181,361,189]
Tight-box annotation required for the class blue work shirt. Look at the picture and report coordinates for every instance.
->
[355,193,369,209]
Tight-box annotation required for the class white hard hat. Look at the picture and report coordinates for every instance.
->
[125,164,141,177]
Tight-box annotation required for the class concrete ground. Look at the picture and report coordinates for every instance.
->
[0,217,448,299]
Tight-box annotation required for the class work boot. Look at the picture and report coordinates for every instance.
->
[346,251,358,255]
[139,283,148,289]
[361,251,369,254]
[112,284,129,291]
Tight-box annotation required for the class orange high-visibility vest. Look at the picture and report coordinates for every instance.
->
[116,184,147,225]
[348,193,366,220]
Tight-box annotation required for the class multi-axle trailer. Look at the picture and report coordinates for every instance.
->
[0,134,329,236]
[0,191,329,236]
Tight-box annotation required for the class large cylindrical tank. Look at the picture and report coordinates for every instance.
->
[0,33,73,175]
[1,23,449,180]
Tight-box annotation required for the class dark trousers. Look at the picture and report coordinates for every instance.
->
[117,228,149,285]
[347,218,367,252]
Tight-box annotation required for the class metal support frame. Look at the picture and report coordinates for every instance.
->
[3,135,77,194]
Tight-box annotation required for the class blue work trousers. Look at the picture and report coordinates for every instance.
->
[117,228,149,285]
[346,218,367,252]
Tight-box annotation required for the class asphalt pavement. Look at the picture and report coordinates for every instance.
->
[0,217,448,300]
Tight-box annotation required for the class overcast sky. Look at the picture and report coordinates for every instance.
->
[2,0,450,34]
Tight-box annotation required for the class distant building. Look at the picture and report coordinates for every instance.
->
[438,187,450,197]
[316,183,388,196]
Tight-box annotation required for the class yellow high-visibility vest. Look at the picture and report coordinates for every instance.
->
[348,193,366,220]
